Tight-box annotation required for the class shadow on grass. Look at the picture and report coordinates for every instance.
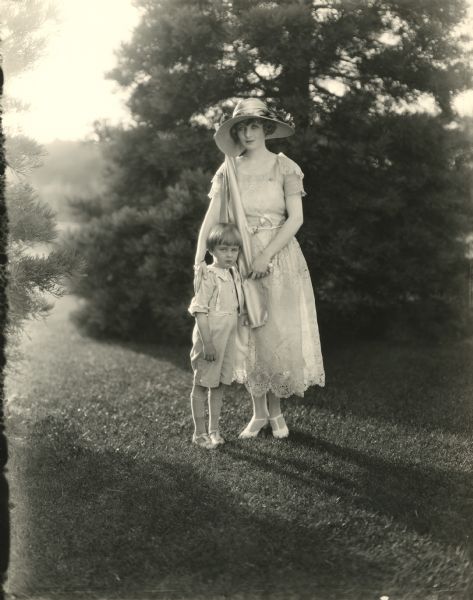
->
[225,428,473,552]
[301,339,473,435]
[13,419,406,600]
[84,332,473,436]
[69,293,473,437]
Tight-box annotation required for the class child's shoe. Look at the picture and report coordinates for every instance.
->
[269,414,289,438]
[192,432,215,449]
[238,416,269,439]
[209,431,225,446]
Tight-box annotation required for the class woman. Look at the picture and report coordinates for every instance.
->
[194,98,325,439]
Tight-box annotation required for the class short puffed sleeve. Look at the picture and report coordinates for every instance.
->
[208,162,226,201]
[278,153,306,197]
[188,272,217,315]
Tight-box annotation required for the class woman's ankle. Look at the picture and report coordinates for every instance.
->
[251,393,269,419]
[252,411,269,420]
[267,392,282,419]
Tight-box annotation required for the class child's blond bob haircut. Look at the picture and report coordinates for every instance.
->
[207,223,243,252]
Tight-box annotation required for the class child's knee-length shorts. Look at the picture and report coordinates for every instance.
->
[190,311,238,388]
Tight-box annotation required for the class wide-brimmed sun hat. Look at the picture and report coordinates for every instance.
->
[214,98,295,156]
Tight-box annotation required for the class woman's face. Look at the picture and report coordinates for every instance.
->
[235,119,266,151]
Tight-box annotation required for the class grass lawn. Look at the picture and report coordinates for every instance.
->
[5,294,473,600]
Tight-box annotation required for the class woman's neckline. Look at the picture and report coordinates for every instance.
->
[236,152,279,175]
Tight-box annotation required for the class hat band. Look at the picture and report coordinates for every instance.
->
[232,107,276,119]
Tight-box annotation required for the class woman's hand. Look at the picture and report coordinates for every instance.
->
[193,260,208,292]
[250,251,271,279]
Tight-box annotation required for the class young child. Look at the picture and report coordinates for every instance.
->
[189,223,245,449]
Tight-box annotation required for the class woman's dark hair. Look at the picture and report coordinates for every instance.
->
[230,118,277,142]
[207,223,243,252]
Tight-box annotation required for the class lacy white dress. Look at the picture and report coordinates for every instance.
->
[208,152,325,398]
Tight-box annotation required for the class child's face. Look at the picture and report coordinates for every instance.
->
[211,244,239,268]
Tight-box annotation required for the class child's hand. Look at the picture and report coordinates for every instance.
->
[203,342,217,361]
[237,312,249,327]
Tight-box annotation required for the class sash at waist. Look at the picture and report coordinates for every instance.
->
[246,215,286,234]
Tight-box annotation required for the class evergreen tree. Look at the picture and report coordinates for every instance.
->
[71,0,473,341]
[4,1,80,361]
[66,168,209,340]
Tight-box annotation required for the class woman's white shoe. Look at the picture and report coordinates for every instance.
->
[269,414,289,438]
[238,416,269,439]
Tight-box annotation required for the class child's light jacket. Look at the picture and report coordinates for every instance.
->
[189,264,245,388]
[189,265,244,317]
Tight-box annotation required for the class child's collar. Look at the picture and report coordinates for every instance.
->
[208,264,236,280]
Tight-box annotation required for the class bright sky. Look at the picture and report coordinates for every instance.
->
[6,0,141,143]
[5,0,473,144]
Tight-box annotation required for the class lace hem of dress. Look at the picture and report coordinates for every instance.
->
[232,369,325,398]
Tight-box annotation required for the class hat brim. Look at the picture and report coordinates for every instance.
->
[214,115,294,157]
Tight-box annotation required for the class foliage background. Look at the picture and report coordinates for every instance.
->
[66,0,473,343]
